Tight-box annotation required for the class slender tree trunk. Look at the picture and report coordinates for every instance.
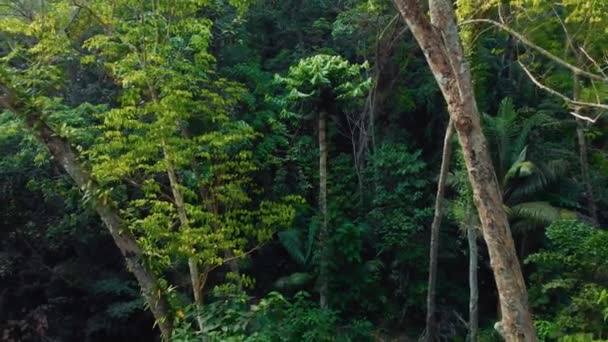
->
[0,85,173,339]
[318,109,329,309]
[425,119,454,342]
[163,145,205,331]
[394,1,536,340]
[573,74,598,225]
[575,120,597,223]
[467,207,479,342]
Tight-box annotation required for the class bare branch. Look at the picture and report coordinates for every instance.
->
[461,19,607,82]
[580,47,608,79]
[570,111,601,124]
[518,61,608,113]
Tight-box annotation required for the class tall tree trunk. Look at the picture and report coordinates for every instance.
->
[394,1,536,340]
[0,85,173,339]
[163,146,205,331]
[573,74,598,225]
[425,119,454,342]
[318,109,329,309]
[467,207,479,342]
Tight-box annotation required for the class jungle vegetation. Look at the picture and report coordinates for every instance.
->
[1,0,607,341]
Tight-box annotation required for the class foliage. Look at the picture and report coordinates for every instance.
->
[527,221,608,339]
[0,112,153,341]
[2,0,608,340]
[171,289,373,341]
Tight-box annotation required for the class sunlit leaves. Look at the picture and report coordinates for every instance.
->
[278,54,370,104]
[0,0,297,284]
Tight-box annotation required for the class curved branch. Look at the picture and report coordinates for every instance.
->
[518,62,608,113]
[461,19,607,82]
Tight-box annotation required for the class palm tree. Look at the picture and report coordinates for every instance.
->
[482,98,575,249]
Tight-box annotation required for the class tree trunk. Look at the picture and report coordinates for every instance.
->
[575,120,598,224]
[318,109,329,309]
[394,1,536,340]
[467,207,479,342]
[0,85,173,339]
[163,146,205,331]
[573,74,598,225]
[425,119,454,342]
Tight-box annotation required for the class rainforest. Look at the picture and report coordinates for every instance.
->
[1,0,608,341]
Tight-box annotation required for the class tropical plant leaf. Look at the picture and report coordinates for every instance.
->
[274,272,315,290]
[510,201,564,224]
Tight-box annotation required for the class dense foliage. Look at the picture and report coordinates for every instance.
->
[1,0,607,341]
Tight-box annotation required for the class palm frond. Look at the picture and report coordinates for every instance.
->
[509,201,569,225]
[503,146,535,186]
[278,222,318,266]
[505,171,549,203]
[303,222,318,265]
[278,229,306,266]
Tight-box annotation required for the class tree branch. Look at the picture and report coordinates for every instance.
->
[461,19,607,82]
[518,62,608,115]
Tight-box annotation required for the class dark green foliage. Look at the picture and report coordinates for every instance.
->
[0,113,155,341]
[527,221,608,339]
[171,289,373,341]
[2,0,608,341]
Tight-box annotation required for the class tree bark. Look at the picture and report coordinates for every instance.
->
[0,84,173,339]
[425,119,454,342]
[467,207,479,342]
[393,0,536,340]
[318,109,329,309]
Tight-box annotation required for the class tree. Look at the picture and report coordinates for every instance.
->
[425,119,454,341]
[0,1,295,338]
[393,0,537,339]
[278,54,369,308]
[0,80,174,339]
[461,0,608,225]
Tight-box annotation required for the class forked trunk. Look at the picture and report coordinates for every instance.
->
[394,0,536,339]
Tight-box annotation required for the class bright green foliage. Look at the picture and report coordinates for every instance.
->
[4,0,608,340]
[0,0,298,321]
[81,0,296,276]
[278,54,370,113]
[526,221,608,339]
